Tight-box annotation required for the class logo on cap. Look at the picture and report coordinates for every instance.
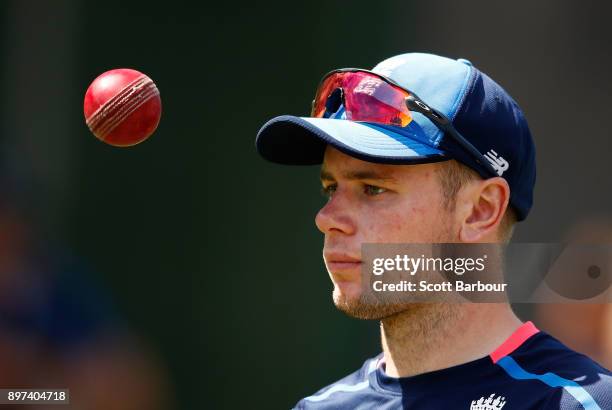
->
[484,150,509,176]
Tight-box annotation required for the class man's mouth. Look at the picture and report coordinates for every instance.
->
[324,252,362,271]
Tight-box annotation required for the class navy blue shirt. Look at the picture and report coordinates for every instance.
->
[293,322,611,409]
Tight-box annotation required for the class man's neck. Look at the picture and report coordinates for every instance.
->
[380,303,522,377]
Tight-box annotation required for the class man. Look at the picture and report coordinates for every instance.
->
[256,53,611,409]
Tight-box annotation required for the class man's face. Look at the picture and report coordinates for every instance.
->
[315,146,458,319]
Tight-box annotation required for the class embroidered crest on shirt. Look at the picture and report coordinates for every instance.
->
[470,393,506,410]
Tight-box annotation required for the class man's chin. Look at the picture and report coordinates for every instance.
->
[332,288,412,320]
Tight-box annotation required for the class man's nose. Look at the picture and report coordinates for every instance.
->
[315,191,356,236]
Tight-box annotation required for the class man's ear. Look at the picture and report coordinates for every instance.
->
[458,177,510,242]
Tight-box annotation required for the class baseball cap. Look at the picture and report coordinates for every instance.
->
[255,53,536,220]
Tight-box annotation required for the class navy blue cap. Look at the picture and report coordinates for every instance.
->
[256,53,536,220]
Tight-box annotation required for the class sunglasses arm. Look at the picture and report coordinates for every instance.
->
[405,95,500,177]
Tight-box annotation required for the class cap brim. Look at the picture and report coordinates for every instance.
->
[256,115,448,165]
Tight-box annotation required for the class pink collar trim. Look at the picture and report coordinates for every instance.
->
[490,321,539,363]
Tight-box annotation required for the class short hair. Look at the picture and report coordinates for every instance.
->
[436,160,517,241]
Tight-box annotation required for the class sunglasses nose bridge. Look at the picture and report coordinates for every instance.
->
[324,87,345,118]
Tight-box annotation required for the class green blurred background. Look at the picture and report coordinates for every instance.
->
[1,1,611,409]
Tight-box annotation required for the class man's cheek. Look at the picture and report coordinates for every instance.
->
[361,211,408,241]
[362,206,434,242]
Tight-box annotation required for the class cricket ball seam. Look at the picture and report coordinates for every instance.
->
[86,75,160,141]
[85,75,148,132]
[94,84,159,140]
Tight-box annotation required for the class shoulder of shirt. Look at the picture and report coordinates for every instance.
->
[291,353,381,410]
[512,331,611,376]
[510,331,612,409]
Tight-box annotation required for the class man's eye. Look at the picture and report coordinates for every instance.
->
[364,185,387,196]
[321,184,337,198]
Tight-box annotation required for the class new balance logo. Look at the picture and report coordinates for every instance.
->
[470,393,507,410]
[484,150,509,176]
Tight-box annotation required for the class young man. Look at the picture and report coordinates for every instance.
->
[256,53,611,409]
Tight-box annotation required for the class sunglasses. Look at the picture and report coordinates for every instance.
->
[311,68,499,177]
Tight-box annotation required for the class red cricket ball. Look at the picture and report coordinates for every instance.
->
[83,68,162,147]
